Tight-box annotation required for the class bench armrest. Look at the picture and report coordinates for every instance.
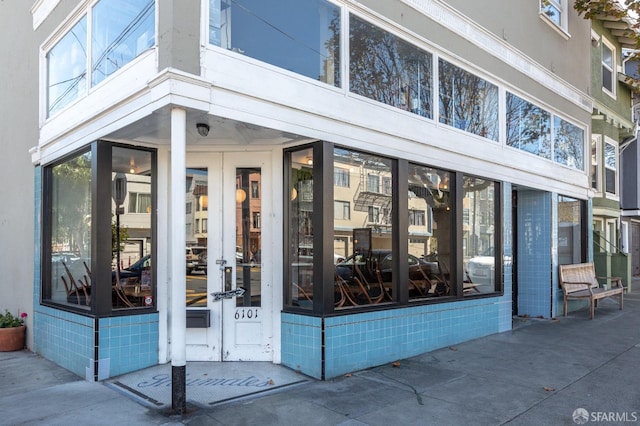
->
[596,276,624,288]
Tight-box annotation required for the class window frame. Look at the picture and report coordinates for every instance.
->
[539,0,569,36]
[601,37,616,98]
[44,0,157,118]
[591,135,601,192]
[604,138,619,197]
[41,141,157,316]
[283,141,504,316]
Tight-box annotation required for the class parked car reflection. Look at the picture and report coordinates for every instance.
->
[112,255,151,283]
[466,247,511,285]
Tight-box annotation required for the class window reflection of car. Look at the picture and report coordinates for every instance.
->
[113,254,151,283]
[466,247,511,284]
[186,247,207,274]
[335,249,437,283]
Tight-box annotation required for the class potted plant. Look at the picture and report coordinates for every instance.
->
[0,310,27,351]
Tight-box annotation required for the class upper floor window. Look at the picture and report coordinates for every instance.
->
[128,192,152,213]
[591,137,600,191]
[408,210,425,226]
[334,168,350,187]
[251,181,260,199]
[91,0,155,86]
[47,17,88,116]
[334,200,350,220]
[349,14,433,119]
[506,92,551,160]
[540,0,567,32]
[439,59,499,141]
[46,0,156,117]
[554,116,585,171]
[604,140,617,195]
[601,38,616,96]
[209,0,340,87]
[367,174,380,193]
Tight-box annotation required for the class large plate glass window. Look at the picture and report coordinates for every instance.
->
[333,148,394,308]
[91,0,155,86]
[407,164,452,300]
[506,93,551,159]
[46,150,92,308]
[112,147,154,310]
[287,147,315,308]
[553,117,584,170]
[463,176,498,294]
[209,0,341,87]
[47,17,87,116]
[439,59,499,141]
[44,144,155,312]
[349,14,433,118]
[45,1,156,117]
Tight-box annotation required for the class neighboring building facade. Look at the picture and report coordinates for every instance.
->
[2,0,598,381]
[622,56,640,277]
[588,11,636,287]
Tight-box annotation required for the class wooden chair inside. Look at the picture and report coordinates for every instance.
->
[113,268,135,308]
[61,261,91,305]
[335,272,359,307]
[352,260,386,304]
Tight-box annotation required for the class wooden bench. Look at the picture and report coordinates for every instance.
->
[559,262,624,320]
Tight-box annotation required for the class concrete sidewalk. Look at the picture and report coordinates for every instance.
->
[1,289,639,426]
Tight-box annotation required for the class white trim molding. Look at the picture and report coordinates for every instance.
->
[31,0,62,30]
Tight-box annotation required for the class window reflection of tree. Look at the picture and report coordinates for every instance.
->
[349,15,433,118]
[506,93,552,159]
[554,117,584,170]
[439,59,499,141]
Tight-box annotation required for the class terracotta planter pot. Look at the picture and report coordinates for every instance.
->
[0,325,26,352]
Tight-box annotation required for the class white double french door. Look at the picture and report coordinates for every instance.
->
[185,152,273,361]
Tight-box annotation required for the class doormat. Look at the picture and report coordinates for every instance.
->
[106,362,310,408]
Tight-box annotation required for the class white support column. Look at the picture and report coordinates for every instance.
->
[170,107,187,413]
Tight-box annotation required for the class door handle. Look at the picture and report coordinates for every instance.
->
[224,266,233,291]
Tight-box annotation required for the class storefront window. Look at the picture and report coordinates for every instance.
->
[333,148,394,308]
[209,0,341,87]
[47,151,92,307]
[349,14,433,118]
[44,143,155,312]
[287,147,315,308]
[285,143,503,313]
[112,147,154,309]
[463,176,498,294]
[408,164,452,300]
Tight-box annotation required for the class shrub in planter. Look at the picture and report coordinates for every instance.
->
[0,310,27,352]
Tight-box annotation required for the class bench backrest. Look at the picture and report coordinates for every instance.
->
[559,263,599,294]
